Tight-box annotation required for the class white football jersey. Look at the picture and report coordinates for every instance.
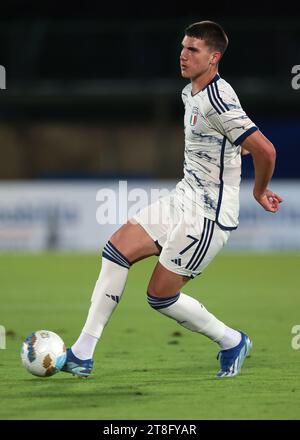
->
[175,73,258,230]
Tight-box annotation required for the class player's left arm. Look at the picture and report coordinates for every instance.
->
[240,130,283,212]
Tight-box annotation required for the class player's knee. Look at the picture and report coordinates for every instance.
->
[106,223,139,265]
[109,227,124,247]
[108,224,140,263]
[147,277,179,298]
[147,281,167,298]
[102,240,132,269]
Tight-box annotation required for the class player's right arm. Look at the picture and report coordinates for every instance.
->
[240,130,283,212]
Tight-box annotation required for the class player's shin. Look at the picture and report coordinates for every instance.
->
[71,241,131,360]
[147,292,241,349]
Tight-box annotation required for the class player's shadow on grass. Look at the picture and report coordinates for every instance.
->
[20,360,225,386]
[20,378,94,384]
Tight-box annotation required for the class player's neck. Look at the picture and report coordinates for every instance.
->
[191,69,218,95]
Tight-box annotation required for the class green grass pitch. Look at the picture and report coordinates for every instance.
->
[1,252,300,420]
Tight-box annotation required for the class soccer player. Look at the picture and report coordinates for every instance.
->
[62,21,282,378]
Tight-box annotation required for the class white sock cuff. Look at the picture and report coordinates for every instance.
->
[147,292,180,309]
[102,241,131,269]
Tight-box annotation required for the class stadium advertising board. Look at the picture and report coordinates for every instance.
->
[0,181,298,251]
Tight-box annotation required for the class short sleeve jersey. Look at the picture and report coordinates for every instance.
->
[175,73,258,230]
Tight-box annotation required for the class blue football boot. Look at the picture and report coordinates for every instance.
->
[61,348,93,378]
[216,331,252,378]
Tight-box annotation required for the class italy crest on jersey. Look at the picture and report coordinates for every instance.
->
[190,107,199,126]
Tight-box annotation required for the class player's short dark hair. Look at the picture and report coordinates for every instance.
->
[185,21,228,57]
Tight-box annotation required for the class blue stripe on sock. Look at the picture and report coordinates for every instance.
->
[147,292,180,310]
[108,241,131,266]
[102,241,131,269]
[102,251,130,269]
[106,243,129,266]
[103,246,126,266]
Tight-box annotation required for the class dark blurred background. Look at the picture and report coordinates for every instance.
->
[0,2,299,181]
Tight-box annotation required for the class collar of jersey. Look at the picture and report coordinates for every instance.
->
[191,73,220,97]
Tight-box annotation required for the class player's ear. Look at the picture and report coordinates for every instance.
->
[210,51,221,66]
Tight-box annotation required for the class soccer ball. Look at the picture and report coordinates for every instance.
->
[20,330,67,377]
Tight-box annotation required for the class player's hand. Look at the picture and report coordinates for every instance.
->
[253,188,283,213]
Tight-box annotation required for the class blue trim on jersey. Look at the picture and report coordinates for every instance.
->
[213,82,230,112]
[233,126,258,146]
[216,221,238,231]
[215,137,239,232]
[215,137,225,227]
[207,85,222,114]
[210,84,226,113]
[191,73,220,97]
[202,73,220,91]
[208,82,232,115]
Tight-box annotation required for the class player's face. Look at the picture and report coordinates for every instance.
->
[180,36,216,79]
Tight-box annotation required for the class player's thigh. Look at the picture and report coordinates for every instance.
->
[110,221,159,263]
[115,194,175,264]
[147,261,190,297]
[158,215,230,279]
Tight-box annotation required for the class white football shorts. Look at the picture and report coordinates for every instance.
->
[132,193,230,278]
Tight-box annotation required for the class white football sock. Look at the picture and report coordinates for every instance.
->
[218,326,241,350]
[148,291,240,349]
[71,241,130,359]
[71,332,98,360]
